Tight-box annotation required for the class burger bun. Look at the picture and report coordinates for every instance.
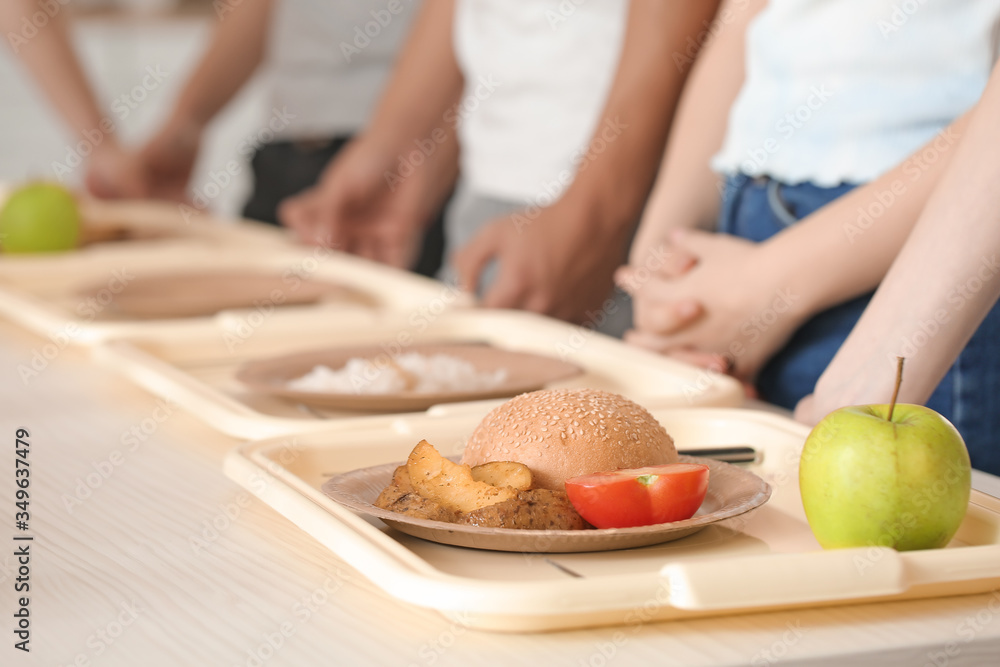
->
[461,388,677,490]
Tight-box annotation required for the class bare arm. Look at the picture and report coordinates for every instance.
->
[1,1,103,139]
[3,1,149,197]
[563,0,724,247]
[755,112,968,321]
[361,0,463,154]
[798,64,1000,420]
[162,0,274,135]
[631,0,767,266]
[137,0,274,201]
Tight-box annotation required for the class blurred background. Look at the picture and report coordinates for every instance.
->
[0,0,263,216]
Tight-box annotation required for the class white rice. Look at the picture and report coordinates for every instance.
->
[287,352,508,395]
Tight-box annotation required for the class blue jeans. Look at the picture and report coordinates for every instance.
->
[720,174,1000,475]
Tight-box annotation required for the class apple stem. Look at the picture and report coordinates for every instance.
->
[887,356,905,421]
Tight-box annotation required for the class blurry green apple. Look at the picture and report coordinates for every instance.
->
[799,361,971,551]
[0,183,81,253]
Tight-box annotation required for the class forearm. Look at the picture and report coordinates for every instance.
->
[2,1,103,139]
[363,0,464,154]
[561,0,723,242]
[409,120,460,225]
[166,0,274,132]
[819,67,1000,406]
[758,112,970,322]
[638,0,767,243]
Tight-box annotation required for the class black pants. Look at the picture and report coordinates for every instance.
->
[242,138,446,278]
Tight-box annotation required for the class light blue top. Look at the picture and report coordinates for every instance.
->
[713,0,1000,186]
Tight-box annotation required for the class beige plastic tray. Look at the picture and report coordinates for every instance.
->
[94,309,744,440]
[0,239,464,344]
[78,196,293,248]
[0,195,288,258]
[224,407,1000,633]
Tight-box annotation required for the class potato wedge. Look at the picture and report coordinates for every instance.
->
[374,465,457,523]
[471,461,533,491]
[406,440,517,513]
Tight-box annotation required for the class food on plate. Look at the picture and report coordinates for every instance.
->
[286,352,508,395]
[374,464,457,523]
[470,460,533,491]
[564,463,710,529]
[799,358,971,550]
[77,220,169,245]
[372,389,712,532]
[0,182,81,253]
[374,439,585,530]
[405,440,520,513]
[462,388,678,490]
[458,489,588,530]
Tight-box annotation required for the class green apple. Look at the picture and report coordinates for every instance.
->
[0,182,81,253]
[800,402,971,550]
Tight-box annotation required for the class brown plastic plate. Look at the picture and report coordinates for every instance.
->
[75,269,375,318]
[322,455,772,553]
[235,342,584,412]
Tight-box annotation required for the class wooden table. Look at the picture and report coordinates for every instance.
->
[2,320,999,667]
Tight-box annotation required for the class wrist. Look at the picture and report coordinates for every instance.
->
[558,175,640,250]
[350,130,403,170]
[630,190,708,265]
[165,103,209,144]
[558,191,635,249]
[360,111,445,167]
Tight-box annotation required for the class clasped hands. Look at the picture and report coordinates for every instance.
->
[618,228,806,392]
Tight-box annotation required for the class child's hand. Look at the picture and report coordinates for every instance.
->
[136,119,203,204]
[619,228,808,382]
[794,394,821,424]
[278,140,426,269]
[84,140,150,200]
[453,198,631,324]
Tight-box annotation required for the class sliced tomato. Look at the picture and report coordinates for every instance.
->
[564,463,710,529]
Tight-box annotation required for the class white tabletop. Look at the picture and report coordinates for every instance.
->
[2,320,999,667]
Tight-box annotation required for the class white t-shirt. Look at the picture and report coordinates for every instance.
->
[453,0,627,203]
[266,0,420,140]
[713,0,1000,186]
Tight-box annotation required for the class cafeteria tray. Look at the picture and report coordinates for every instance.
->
[94,309,744,439]
[0,239,462,344]
[224,407,1000,633]
[0,194,288,257]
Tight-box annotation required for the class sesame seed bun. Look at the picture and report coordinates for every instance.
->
[460,388,677,490]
